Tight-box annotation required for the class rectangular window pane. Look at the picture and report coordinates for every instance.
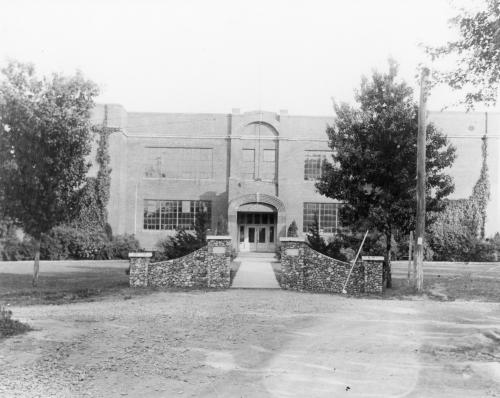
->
[246,213,253,224]
[304,151,329,180]
[254,214,261,224]
[259,227,266,243]
[239,225,245,243]
[269,226,274,242]
[303,202,340,233]
[144,199,211,231]
[261,214,268,224]
[242,149,255,179]
[263,149,275,162]
[248,227,255,243]
[144,147,213,180]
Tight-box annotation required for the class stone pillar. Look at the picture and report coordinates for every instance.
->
[362,256,384,293]
[129,252,152,287]
[279,237,308,290]
[206,236,232,288]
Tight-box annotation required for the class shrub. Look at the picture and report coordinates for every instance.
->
[155,229,203,261]
[306,214,327,253]
[40,226,140,260]
[109,234,141,259]
[154,211,209,261]
[0,235,34,261]
[0,305,31,338]
[287,221,298,237]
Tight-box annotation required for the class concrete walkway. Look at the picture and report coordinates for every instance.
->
[231,253,281,289]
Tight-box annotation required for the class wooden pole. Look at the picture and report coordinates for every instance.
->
[408,230,413,285]
[414,68,429,293]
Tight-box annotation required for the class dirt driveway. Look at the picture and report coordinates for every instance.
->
[1,290,499,397]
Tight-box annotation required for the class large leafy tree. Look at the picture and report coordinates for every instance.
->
[427,0,500,107]
[0,61,99,286]
[316,60,456,287]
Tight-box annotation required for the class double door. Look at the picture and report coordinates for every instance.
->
[238,213,276,252]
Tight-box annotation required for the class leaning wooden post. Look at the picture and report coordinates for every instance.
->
[414,67,430,293]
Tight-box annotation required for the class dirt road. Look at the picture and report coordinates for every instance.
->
[1,290,499,397]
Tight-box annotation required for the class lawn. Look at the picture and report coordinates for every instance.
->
[0,261,139,306]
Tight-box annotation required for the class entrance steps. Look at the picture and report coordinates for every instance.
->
[231,253,281,289]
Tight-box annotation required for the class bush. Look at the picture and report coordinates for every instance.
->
[41,226,141,260]
[155,229,204,261]
[287,221,298,237]
[154,211,209,261]
[0,305,31,338]
[0,235,34,261]
[109,234,141,259]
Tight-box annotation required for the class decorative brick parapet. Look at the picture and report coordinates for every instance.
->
[362,256,384,293]
[279,238,383,295]
[128,252,152,287]
[128,237,232,289]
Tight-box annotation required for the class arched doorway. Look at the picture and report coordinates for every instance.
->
[228,193,286,253]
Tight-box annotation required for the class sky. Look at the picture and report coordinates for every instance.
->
[0,0,494,115]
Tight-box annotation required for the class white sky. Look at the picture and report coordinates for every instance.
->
[0,0,494,115]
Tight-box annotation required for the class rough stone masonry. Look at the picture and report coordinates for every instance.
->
[279,238,383,294]
[129,236,232,288]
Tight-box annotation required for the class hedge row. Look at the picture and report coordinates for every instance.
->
[0,226,140,261]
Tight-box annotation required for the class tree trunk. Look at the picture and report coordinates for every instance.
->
[32,239,41,287]
[385,232,392,289]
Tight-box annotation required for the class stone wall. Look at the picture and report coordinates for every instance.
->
[128,236,232,288]
[279,238,383,294]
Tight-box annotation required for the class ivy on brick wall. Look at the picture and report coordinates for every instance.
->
[429,135,491,260]
[74,125,112,231]
[471,136,490,239]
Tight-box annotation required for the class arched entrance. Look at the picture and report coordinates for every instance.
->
[228,193,286,253]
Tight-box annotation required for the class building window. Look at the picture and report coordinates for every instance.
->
[241,149,255,179]
[261,148,276,181]
[144,147,213,180]
[304,151,330,180]
[143,200,211,230]
[303,202,341,233]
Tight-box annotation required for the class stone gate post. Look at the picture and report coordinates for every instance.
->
[206,236,232,288]
[128,252,152,287]
[361,256,384,293]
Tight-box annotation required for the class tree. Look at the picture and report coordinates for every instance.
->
[316,60,456,288]
[427,0,500,107]
[0,61,99,286]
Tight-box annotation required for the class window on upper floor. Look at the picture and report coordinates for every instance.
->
[303,202,341,233]
[144,147,213,180]
[241,148,255,180]
[260,149,276,181]
[143,199,211,230]
[304,150,330,180]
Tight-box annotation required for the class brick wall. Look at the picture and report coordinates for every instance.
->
[279,238,383,294]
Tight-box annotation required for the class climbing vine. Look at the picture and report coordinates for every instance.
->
[74,124,113,231]
[429,134,490,260]
[471,135,489,239]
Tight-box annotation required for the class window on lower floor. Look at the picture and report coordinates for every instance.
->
[143,200,211,230]
[303,202,341,233]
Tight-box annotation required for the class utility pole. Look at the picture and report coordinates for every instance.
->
[414,67,430,293]
[408,230,413,286]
